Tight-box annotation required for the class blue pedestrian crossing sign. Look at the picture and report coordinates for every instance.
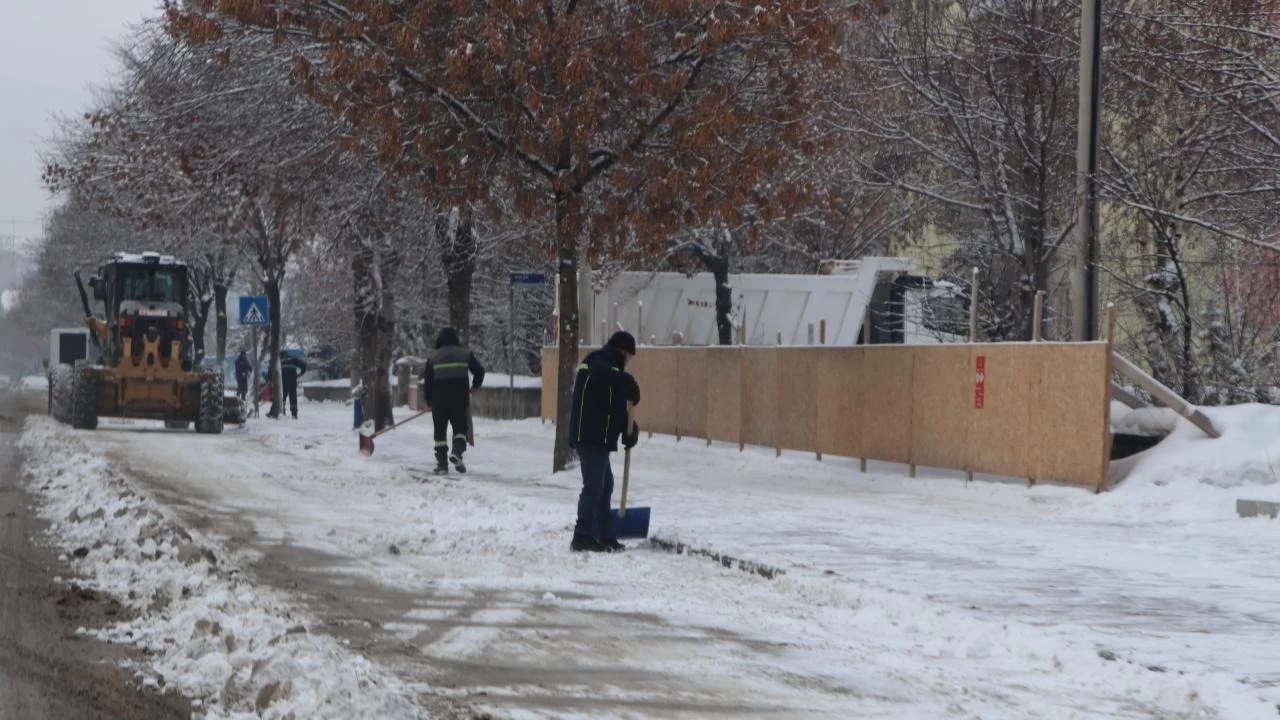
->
[239,296,269,326]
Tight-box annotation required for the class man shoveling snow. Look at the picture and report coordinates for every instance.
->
[568,331,640,553]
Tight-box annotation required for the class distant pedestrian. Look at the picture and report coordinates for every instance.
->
[234,351,251,401]
[268,350,307,419]
[568,331,641,553]
[422,328,485,474]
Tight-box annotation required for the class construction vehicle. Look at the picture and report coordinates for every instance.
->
[561,257,969,347]
[50,251,225,433]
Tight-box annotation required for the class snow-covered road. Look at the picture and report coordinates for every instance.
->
[20,396,1280,719]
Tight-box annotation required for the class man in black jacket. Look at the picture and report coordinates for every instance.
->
[271,350,308,419]
[422,328,485,474]
[568,331,641,553]
[234,351,251,401]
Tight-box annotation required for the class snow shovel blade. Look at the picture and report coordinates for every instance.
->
[358,433,374,456]
[609,506,650,540]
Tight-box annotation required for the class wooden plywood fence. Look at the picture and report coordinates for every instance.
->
[542,343,1111,489]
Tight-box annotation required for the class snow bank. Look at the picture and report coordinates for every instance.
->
[18,417,424,720]
[1107,403,1280,520]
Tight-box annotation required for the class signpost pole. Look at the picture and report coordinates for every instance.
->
[509,283,515,420]
[239,295,270,420]
[506,272,546,421]
[251,329,260,419]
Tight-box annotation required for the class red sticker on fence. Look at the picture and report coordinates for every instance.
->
[975,355,986,409]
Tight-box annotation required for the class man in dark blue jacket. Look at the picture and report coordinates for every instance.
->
[568,331,641,553]
[234,351,251,400]
[269,350,308,419]
[423,328,485,474]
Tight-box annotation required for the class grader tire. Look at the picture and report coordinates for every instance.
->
[71,362,99,430]
[195,376,224,435]
[49,365,75,424]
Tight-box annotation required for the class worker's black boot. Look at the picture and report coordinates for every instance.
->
[449,438,467,474]
[434,447,449,475]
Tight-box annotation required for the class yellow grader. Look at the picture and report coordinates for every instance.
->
[49,251,225,433]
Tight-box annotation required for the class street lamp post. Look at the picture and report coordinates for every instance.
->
[1073,0,1103,341]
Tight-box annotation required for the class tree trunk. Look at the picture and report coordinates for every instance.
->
[213,283,229,365]
[351,247,383,428]
[552,196,580,473]
[689,235,733,345]
[374,246,402,428]
[438,208,476,341]
[210,248,237,365]
[712,263,733,346]
[190,294,212,365]
[374,313,396,426]
[265,274,284,418]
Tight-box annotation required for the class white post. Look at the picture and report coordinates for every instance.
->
[509,283,516,419]
[969,266,980,343]
[1033,290,1045,342]
[807,323,814,345]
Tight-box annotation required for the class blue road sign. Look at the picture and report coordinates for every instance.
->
[509,272,546,289]
[239,295,270,326]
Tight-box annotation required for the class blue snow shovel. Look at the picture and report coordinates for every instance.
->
[609,403,650,540]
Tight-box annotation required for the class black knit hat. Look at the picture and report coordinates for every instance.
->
[608,331,637,355]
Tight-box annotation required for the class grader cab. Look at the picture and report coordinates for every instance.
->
[51,251,225,433]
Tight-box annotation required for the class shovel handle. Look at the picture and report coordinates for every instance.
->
[618,402,634,516]
[619,448,631,516]
[372,409,430,439]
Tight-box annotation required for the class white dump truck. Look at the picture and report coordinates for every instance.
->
[559,257,969,347]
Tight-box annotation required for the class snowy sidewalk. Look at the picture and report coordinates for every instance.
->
[26,397,1280,718]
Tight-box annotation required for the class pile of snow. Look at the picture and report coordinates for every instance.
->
[1,288,18,314]
[1108,403,1280,518]
[18,418,424,719]
[1112,406,1179,437]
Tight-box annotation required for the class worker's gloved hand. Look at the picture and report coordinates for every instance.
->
[623,421,640,449]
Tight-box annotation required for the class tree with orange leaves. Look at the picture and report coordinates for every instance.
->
[168,0,851,469]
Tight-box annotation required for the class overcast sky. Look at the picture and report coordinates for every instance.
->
[0,0,161,251]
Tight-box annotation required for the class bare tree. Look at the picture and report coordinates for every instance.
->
[845,0,1081,340]
[1099,0,1280,400]
[170,0,851,470]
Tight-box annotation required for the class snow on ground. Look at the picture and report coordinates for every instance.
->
[20,374,47,391]
[19,418,423,719]
[301,378,354,388]
[20,399,1280,719]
